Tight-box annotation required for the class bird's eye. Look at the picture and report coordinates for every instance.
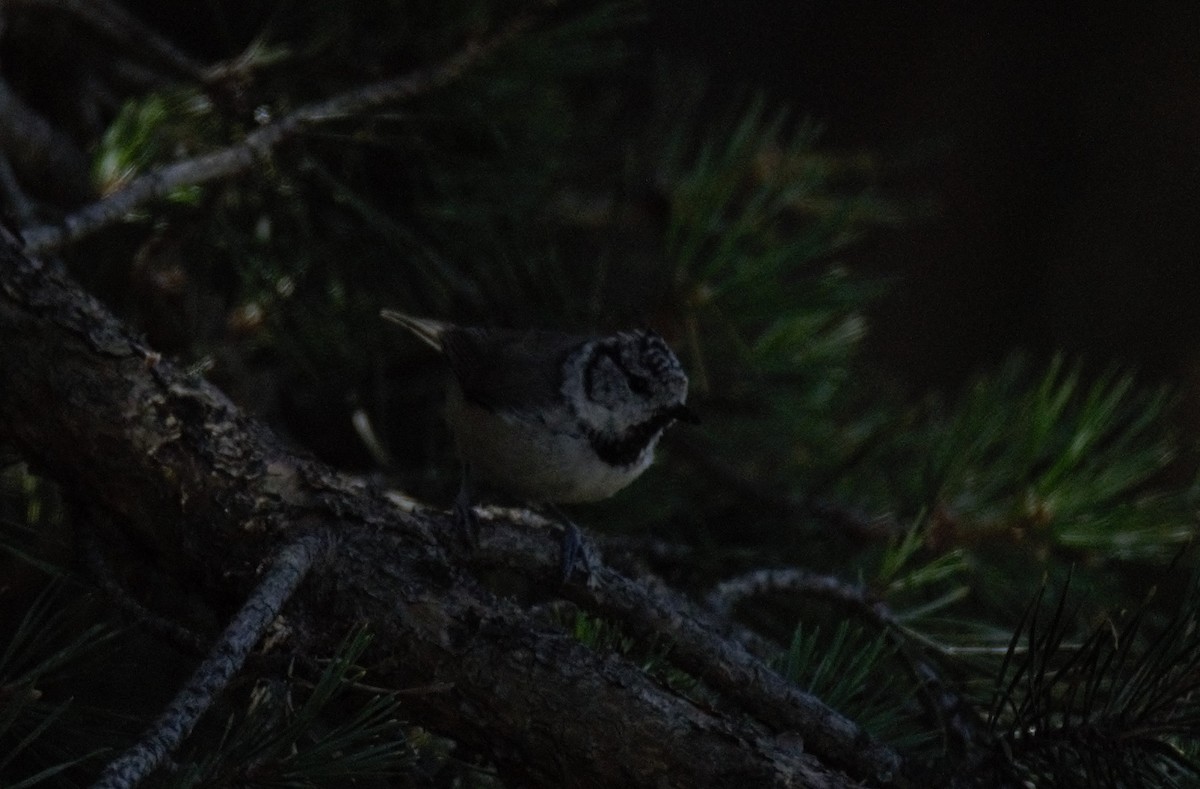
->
[626,373,651,396]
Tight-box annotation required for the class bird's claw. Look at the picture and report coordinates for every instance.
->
[558,518,592,584]
[454,467,480,547]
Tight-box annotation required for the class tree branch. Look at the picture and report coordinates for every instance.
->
[576,567,902,781]
[20,15,533,256]
[0,239,894,786]
[91,532,327,789]
[706,567,985,752]
[706,567,897,625]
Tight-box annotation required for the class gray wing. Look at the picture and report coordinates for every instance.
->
[440,327,587,414]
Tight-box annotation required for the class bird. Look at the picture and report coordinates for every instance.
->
[380,309,696,577]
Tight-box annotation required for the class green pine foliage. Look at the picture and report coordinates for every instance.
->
[778,621,932,749]
[965,577,1200,787]
[0,583,120,787]
[569,610,696,694]
[166,629,413,788]
[908,355,1184,560]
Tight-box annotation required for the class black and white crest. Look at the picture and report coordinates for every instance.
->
[563,330,691,467]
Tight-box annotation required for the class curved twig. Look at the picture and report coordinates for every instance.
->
[706,566,985,751]
[706,567,897,624]
[91,532,328,789]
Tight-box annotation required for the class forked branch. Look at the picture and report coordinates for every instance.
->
[21,15,533,255]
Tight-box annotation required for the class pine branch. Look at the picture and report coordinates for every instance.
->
[91,532,327,789]
[405,497,909,783]
[706,567,896,624]
[706,566,985,751]
[21,13,535,255]
[0,582,116,786]
[178,628,413,785]
[563,562,906,781]
[0,226,871,787]
[966,576,1200,786]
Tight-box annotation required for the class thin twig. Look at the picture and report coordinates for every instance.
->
[22,15,534,256]
[706,566,986,749]
[90,532,328,789]
[706,567,897,624]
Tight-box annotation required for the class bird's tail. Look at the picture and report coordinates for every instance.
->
[379,310,451,352]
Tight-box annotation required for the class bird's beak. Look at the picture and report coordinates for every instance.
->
[669,403,700,424]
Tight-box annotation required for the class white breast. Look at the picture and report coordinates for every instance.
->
[444,386,658,504]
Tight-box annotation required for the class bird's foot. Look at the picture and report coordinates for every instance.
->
[555,512,592,584]
[453,474,480,548]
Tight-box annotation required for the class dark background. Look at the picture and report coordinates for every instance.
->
[58,1,1200,390]
[653,2,1200,389]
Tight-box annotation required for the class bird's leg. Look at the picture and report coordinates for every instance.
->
[453,462,480,546]
[548,503,591,583]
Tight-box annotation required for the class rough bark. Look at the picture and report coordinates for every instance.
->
[0,241,897,787]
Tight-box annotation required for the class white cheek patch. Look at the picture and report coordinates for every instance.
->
[561,339,617,431]
[563,335,692,431]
